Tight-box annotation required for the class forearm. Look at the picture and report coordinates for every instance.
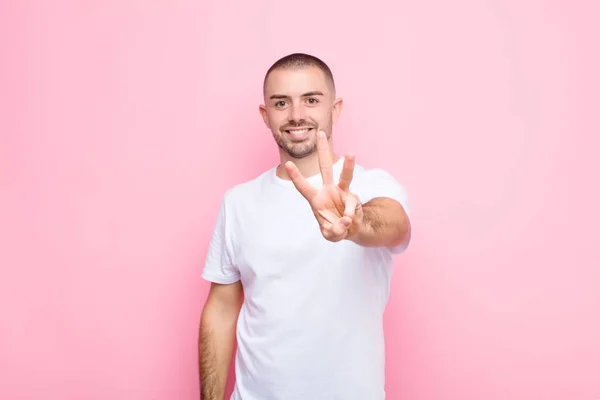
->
[350,197,410,248]
[198,303,239,400]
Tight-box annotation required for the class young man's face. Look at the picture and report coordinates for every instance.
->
[260,66,342,159]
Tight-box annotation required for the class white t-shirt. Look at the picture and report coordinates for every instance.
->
[202,157,411,400]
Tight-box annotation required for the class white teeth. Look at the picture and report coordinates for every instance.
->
[288,129,309,135]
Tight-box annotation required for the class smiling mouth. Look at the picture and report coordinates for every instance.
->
[285,127,314,135]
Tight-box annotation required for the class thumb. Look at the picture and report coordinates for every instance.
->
[335,216,352,236]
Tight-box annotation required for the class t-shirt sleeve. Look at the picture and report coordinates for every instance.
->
[358,168,412,254]
[201,194,241,284]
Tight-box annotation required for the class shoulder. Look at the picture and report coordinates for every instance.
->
[350,163,410,212]
[221,167,274,207]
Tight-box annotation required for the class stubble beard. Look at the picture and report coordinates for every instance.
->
[273,134,316,158]
[273,118,332,159]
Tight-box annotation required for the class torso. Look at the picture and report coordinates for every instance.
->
[223,160,397,399]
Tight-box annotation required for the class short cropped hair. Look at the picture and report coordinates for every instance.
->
[263,53,336,93]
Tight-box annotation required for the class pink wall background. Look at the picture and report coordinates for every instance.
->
[1,1,599,399]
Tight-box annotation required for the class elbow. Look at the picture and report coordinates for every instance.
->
[390,204,411,248]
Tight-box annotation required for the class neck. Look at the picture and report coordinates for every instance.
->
[276,149,340,180]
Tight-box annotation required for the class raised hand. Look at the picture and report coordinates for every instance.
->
[285,130,363,242]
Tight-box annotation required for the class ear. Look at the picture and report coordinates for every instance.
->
[259,104,271,129]
[332,97,343,124]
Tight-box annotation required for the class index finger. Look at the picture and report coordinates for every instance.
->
[317,130,334,185]
[338,153,355,191]
[285,161,317,201]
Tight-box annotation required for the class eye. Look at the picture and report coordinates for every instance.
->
[274,100,287,108]
[306,98,319,105]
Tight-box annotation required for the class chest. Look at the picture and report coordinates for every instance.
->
[231,192,363,285]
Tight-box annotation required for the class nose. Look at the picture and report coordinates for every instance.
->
[288,102,305,122]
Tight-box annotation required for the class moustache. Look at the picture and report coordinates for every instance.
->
[280,121,317,130]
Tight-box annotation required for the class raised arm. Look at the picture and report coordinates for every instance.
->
[348,196,410,248]
[285,130,410,248]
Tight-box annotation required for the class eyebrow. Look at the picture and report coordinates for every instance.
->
[270,91,324,100]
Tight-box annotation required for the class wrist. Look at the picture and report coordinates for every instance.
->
[347,217,370,244]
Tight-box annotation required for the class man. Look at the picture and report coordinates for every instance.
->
[198,53,412,400]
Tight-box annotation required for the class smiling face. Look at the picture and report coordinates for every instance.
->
[260,65,342,159]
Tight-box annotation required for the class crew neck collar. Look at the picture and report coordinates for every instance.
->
[270,157,345,187]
